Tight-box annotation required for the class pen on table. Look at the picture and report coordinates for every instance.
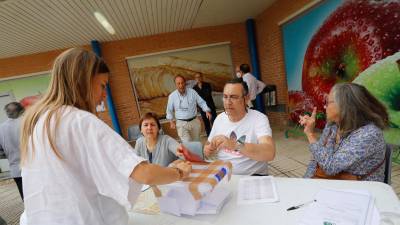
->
[286,200,316,211]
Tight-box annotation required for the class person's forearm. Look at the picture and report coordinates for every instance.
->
[241,142,275,162]
[165,107,174,121]
[130,162,180,185]
[306,132,318,144]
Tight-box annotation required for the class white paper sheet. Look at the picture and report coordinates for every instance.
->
[298,189,375,225]
[237,176,279,205]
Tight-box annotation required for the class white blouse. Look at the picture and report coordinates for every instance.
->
[20,106,146,225]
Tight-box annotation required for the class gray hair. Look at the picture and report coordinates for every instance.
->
[4,102,24,119]
[331,83,388,137]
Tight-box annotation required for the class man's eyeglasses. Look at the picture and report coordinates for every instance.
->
[222,95,244,101]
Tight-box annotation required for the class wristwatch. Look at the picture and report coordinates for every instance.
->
[235,139,245,152]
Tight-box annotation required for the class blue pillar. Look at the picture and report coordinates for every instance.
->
[245,19,265,113]
[91,40,122,135]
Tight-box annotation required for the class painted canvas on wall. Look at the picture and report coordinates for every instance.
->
[282,0,400,143]
[0,73,50,107]
[127,43,234,118]
[0,73,50,123]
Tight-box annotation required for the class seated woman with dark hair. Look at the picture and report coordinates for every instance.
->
[134,112,182,167]
[300,83,388,182]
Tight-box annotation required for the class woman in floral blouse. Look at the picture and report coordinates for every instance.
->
[300,83,388,181]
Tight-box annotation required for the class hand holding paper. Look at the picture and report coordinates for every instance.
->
[171,160,192,179]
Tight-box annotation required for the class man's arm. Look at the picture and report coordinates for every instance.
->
[194,91,210,113]
[166,94,176,129]
[166,94,175,120]
[240,136,275,162]
[209,135,275,162]
[194,90,212,120]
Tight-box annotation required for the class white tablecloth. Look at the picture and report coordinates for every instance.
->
[129,176,400,225]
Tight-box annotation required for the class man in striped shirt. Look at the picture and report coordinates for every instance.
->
[166,75,212,142]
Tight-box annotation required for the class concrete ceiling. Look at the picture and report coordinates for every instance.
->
[0,0,276,59]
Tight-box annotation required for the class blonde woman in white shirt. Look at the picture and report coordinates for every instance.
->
[19,48,191,225]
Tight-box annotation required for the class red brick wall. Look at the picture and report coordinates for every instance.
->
[255,0,313,127]
[0,0,317,136]
[0,23,250,138]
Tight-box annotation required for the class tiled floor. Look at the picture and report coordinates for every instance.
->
[0,129,399,225]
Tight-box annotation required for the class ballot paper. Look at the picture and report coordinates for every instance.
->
[237,176,279,205]
[298,189,375,225]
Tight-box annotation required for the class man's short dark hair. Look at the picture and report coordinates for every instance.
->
[4,102,24,119]
[225,78,249,96]
[174,75,186,82]
[239,64,251,74]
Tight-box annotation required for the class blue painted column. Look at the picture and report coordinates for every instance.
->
[91,40,122,135]
[245,19,265,113]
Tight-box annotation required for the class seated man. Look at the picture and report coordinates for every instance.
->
[204,78,275,175]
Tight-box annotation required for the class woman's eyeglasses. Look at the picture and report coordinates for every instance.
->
[323,98,335,108]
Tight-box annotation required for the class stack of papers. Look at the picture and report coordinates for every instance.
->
[298,189,377,225]
[197,186,231,214]
[158,185,231,216]
[237,176,279,205]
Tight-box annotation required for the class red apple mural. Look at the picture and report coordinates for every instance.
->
[288,90,326,129]
[19,95,41,108]
[289,0,400,128]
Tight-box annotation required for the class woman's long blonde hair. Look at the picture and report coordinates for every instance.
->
[20,48,109,165]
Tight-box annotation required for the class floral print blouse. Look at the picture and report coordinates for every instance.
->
[304,123,386,182]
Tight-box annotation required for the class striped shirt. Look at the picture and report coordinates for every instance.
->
[166,88,210,120]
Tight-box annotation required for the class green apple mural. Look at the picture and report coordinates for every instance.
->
[353,52,400,145]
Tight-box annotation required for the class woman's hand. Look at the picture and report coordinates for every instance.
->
[173,160,192,179]
[299,107,318,143]
[299,107,317,135]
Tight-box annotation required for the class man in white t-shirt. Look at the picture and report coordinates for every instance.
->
[236,64,266,108]
[204,78,275,175]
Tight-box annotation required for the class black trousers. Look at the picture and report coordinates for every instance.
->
[200,109,217,136]
[13,177,23,201]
